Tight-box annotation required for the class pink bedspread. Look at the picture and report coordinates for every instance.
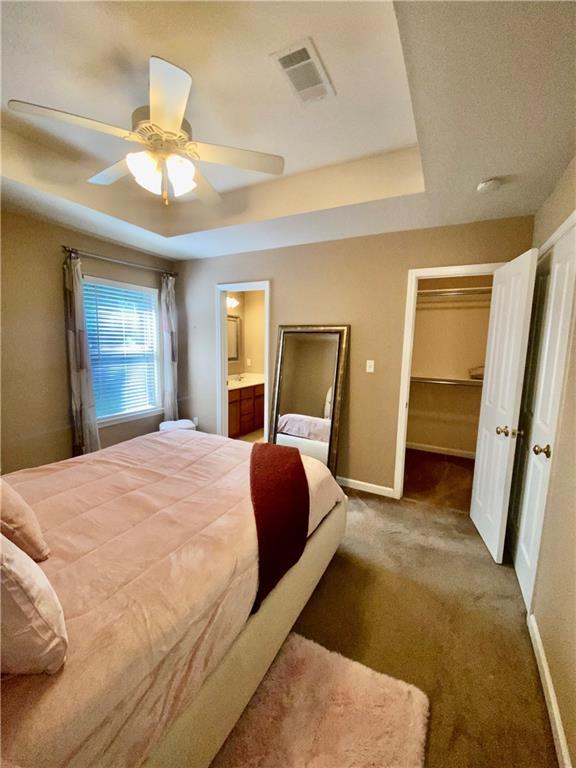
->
[278,413,331,443]
[1,430,344,768]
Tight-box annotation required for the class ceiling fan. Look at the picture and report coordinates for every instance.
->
[8,56,285,206]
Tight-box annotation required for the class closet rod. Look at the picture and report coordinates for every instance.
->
[411,376,483,387]
[417,287,491,298]
[62,246,178,277]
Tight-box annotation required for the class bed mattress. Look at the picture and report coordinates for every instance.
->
[1,430,345,768]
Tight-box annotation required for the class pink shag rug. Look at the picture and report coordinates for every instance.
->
[212,633,429,768]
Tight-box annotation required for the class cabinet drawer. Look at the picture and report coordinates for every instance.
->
[241,397,254,416]
[228,389,240,403]
[240,385,254,399]
[254,383,265,396]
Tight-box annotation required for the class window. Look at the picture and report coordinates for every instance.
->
[83,278,161,422]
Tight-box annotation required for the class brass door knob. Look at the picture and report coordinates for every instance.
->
[496,425,510,437]
[533,444,552,459]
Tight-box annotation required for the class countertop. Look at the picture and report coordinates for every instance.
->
[227,373,265,391]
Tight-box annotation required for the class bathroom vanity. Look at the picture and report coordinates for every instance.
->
[228,375,265,438]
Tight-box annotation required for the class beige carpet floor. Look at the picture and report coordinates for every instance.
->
[295,490,557,768]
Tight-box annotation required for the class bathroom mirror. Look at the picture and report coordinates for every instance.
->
[227,316,240,362]
[270,325,350,474]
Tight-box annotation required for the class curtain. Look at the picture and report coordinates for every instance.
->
[160,273,179,421]
[63,253,101,455]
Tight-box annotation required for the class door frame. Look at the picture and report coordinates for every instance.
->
[215,280,271,440]
[394,261,505,498]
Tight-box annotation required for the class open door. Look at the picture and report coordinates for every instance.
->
[513,226,576,606]
[470,248,538,562]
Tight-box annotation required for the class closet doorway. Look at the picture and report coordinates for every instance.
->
[403,274,493,512]
[394,261,504,506]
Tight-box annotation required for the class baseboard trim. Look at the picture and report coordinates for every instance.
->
[527,613,573,768]
[406,442,476,459]
[337,476,399,499]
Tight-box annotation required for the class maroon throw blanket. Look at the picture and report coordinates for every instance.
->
[250,442,310,612]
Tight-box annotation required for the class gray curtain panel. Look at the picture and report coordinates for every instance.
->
[63,253,101,455]
[160,273,179,421]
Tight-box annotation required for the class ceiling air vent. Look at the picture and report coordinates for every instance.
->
[272,38,335,104]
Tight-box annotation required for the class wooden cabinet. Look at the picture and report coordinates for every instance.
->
[254,384,265,430]
[228,389,241,438]
[228,383,264,437]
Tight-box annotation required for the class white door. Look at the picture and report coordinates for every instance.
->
[470,248,538,562]
[513,226,576,607]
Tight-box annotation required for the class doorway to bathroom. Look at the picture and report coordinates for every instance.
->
[215,281,270,443]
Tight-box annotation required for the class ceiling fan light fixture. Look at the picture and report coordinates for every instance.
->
[165,153,196,197]
[126,150,162,195]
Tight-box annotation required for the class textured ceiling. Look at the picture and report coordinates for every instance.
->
[1,1,574,259]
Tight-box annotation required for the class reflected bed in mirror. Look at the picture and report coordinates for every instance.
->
[269,325,350,474]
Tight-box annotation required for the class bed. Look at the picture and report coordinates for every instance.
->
[1,429,346,768]
[277,413,331,443]
[276,414,333,464]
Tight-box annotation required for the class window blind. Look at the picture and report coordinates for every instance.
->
[83,279,160,420]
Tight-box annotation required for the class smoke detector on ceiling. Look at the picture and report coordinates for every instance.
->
[272,38,336,104]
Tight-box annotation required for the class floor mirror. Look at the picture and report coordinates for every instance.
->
[269,325,350,474]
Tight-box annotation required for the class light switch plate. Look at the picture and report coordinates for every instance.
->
[246,358,252,367]
[366,360,375,373]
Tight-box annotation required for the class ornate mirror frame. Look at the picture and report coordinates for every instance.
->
[269,324,350,475]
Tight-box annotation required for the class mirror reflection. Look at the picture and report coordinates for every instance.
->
[270,325,350,473]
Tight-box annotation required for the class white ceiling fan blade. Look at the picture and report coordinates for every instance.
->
[191,141,284,175]
[192,164,222,205]
[8,100,143,143]
[149,57,192,134]
[88,159,129,186]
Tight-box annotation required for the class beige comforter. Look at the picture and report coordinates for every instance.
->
[1,429,344,768]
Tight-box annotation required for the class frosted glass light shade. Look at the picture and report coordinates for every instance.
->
[165,154,197,197]
[126,151,162,195]
[126,151,196,198]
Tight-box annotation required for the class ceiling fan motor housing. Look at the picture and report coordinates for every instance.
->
[131,106,195,157]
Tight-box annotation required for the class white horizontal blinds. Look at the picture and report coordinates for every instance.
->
[83,280,160,420]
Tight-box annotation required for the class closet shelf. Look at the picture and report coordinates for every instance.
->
[410,376,483,387]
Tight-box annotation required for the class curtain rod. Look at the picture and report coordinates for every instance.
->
[62,246,178,277]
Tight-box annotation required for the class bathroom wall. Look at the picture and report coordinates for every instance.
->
[227,292,245,376]
[243,291,265,374]
[227,290,265,377]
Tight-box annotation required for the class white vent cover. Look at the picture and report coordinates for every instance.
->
[272,38,335,104]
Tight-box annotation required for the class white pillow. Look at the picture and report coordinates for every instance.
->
[1,535,68,674]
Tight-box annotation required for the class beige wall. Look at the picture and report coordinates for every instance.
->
[243,291,265,374]
[279,335,337,418]
[407,385,482,456]
[530,156,576,764]
[1,211,173,473]
[411,302,490,380]
[177,216,533,483]
[532,155,575,249]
